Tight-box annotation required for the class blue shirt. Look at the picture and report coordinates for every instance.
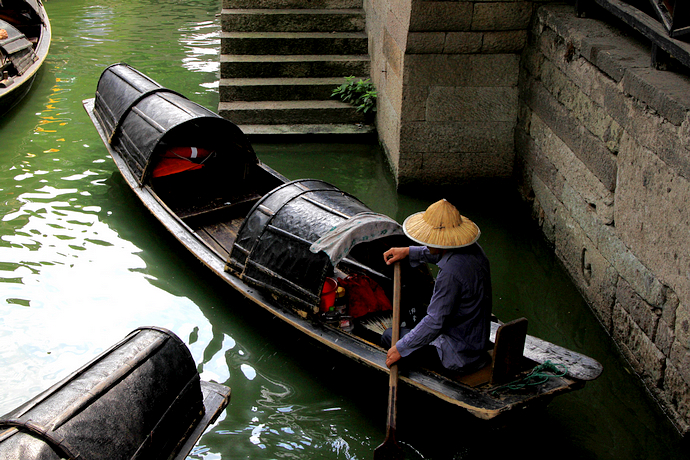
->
[396,244,492,371]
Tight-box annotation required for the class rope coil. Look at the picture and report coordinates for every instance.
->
[492,360,568,395]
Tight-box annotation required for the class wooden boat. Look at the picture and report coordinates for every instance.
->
[0,0,50,115]
[82,63,603,422]
[0,327,231,460]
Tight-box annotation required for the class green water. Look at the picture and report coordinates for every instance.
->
[0,0,687,458]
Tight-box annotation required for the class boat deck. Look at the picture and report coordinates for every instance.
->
[195,218,244,260]
[150,162,281,260]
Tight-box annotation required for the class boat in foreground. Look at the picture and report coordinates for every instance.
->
[82,63,603,422]
[0,0,50,115]
[0,327,231,459]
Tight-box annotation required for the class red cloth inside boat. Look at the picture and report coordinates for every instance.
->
[338,274,392,319]
[152,147,213,178]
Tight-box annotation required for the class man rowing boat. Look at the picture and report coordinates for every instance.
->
[382,199,493,375]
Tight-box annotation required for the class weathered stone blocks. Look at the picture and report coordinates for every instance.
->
[615,133,690,306]
[409,1,472,32]
[554,204,617,330]
[663,362,690,433]
[472,1,533,31]
[425,86,518,122]
[522,76,618,191]
[516,2,690,434]
[400,121,514,153]
[407,30,528,54]
[617,277,661,340]
[404,53,520,86]
[613,302,666,387]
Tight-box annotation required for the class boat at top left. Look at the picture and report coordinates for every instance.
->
[0,0,50,116]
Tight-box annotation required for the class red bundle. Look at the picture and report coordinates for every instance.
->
[338,274,391,319]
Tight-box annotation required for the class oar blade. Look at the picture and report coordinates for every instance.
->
[373,437,404,460]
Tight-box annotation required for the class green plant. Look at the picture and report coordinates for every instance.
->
[331,76,377,114]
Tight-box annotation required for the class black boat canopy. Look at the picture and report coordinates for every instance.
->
[17,0,44,17]
[0,327,230,460]
[92,63,255,185]
[226,179,407,313]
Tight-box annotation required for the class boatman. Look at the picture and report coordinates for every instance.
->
[382,199,492,375]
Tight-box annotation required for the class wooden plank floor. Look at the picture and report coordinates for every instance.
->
[195,218,244,260]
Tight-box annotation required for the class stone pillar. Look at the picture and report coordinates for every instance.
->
[365,0,535,187]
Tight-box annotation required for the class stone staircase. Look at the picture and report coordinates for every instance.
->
[218,0,374,137]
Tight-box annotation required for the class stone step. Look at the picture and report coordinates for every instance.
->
[219,0,372,139]
[220,31,368,55]
[220,77,362,101]
[221,8,365,33]
[220,54,370,79]
[218,99,370,125]
[223,0,363,10]
[237,123,376,138]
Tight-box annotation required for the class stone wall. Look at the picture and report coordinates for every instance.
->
[364,0,538,187]
[516,3,690,434]
[364,0,690,432]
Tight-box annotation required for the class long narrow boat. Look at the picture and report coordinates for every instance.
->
[0,327,230,459]
[0,0,50,115]
[82,63,602,422]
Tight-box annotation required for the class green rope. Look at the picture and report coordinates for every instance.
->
[491,360,568,395]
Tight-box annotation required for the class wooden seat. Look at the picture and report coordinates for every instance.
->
[455,317,529,387]
[178,193,261,226]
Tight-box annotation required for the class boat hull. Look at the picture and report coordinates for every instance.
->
[82,63,603,422]
[0,0,51,115]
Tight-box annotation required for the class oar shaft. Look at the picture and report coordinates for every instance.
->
[374,261,404,460]
[391,262,401,344]
[387,262,401,431]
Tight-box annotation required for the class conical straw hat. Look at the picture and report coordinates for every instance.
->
[402,199,480,249]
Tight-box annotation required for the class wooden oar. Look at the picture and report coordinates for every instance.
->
[374,261,404,460]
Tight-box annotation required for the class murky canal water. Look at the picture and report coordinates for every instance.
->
[0,0,687,458]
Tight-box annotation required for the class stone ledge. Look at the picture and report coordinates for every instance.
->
[537,3,690,128]
[621,68,690,127]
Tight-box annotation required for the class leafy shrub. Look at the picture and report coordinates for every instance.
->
[331,76,377,114]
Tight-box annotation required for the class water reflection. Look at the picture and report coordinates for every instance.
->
[180,20,220,79]
[0,0,228,422]
[213,370,367,459]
